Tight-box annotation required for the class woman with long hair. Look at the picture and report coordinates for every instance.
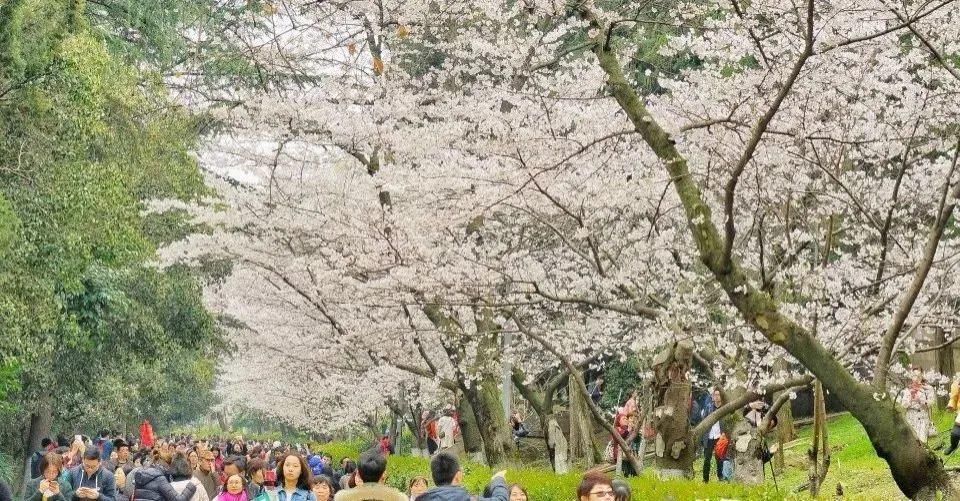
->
[65,438,85,469]
[276,454,315,501]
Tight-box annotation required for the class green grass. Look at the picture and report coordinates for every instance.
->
[698,410,959,500]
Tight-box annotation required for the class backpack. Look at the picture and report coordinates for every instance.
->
[714,433,730,460]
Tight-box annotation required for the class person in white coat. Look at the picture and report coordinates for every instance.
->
[436,409,457,450]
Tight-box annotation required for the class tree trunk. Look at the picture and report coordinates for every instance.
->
[568,379,595,467]
[462,375,512,466]
[936,327,953,409]
[388,410,400,452]
[653,381,694,476]
[216,411,231,432]
[590,34,954,499]
[651,341,695,477]
[808,381,830,497]
[21,400,52,495]
[731,420,764,484]
[456,392,484,455]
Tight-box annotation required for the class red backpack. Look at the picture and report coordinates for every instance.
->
[714,433,730,460]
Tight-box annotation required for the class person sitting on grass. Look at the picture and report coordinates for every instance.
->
[417,453,507,501]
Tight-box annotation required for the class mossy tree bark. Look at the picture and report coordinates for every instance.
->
[585,9,953,497]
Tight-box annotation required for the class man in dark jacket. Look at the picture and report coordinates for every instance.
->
[69,449,117,501]
[133,462,197,501]
[417,453,507,501]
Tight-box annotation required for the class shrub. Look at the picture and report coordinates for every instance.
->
[381,454,777,500]
[309,439,368,465]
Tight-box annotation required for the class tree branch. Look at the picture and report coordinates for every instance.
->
[511,312,644,474]
[691,376,813,440]
[874,138,960,389]
[721,0,815,270]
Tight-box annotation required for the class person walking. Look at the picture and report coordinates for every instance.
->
[30,439,55,479]
[421,413,439,456]
[275,454,315,501]
[245,458,268,501]
[308,477,335,501]
[436,410,457,451]
[193,450,219,500]
[945,373,960,455]
[170,453,209,501]
[132,448,197,501]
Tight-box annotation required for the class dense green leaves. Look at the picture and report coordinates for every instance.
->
[0,0,223,475]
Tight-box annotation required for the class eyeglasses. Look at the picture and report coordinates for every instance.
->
[589,490,615,498]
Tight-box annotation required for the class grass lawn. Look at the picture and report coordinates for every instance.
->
[691,410,959,500]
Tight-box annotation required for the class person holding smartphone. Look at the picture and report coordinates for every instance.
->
[26,452,73,501]
[69,449,117,501]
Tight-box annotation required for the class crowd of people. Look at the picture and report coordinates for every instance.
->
[6,430,638,501]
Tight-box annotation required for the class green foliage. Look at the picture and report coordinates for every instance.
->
[142,210,213,247]
[0,449,13,485]
[0,0,222,473]
[309,440,368,464]
[600,358,642,410]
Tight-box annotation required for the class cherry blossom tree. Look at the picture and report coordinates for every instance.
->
[157,0,960,495]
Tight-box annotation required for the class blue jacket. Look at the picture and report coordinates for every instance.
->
[277,487,315,501]
[700,394,717,420]
[307,456,325,477]
[68,466,117,501]
[418,476,507,501]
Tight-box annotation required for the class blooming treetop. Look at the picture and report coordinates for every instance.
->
[159,0,960,429]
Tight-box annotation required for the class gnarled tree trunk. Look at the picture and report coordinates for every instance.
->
[568,378,595,467]
[589,35,953,499]
[651,341,694,477]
